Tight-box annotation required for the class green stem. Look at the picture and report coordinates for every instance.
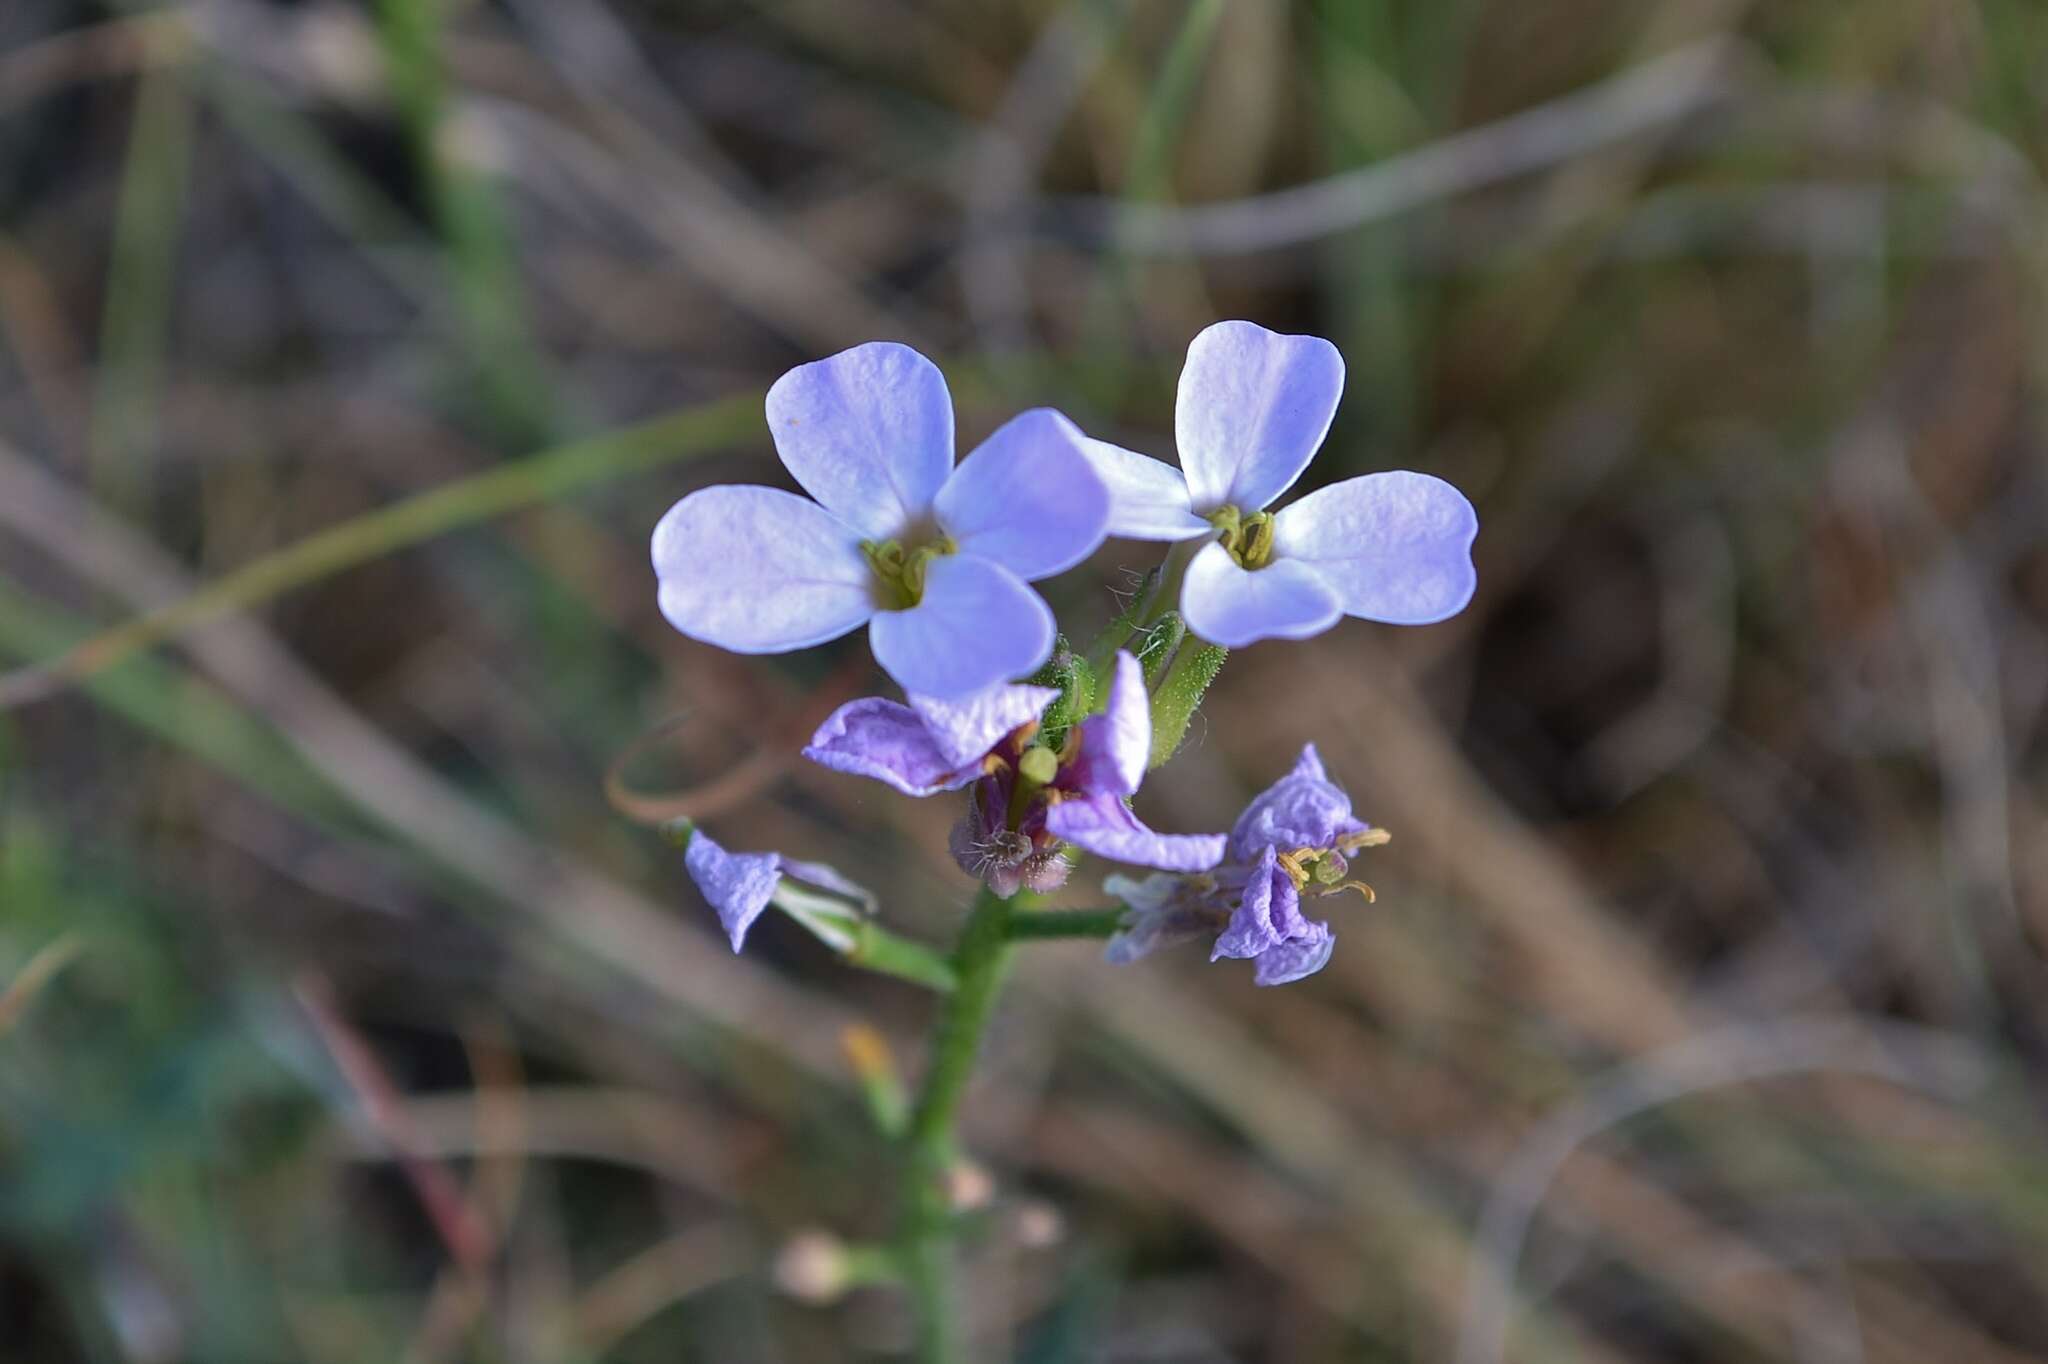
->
[848,920,958,993]
[1002,907,1126,941]
[900,884,1023,1363]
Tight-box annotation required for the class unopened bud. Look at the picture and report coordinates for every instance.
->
[773,1230,849,1304]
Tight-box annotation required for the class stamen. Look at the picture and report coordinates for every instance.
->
[1337,828,1391,853]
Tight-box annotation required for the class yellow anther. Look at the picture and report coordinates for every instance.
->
[1338,828,1391,853]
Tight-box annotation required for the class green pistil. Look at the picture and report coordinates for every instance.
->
[1204,504,1276,570]
[863,535,957,609]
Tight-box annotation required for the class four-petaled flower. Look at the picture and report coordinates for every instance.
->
[654,342,1110,698]
[1082,320,1480,647]
[1103,744,1387,986]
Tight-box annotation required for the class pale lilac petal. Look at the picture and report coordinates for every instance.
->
[1175,321,1344,513]
[780,859,876,914]
[1212,847,1283,960]
[653,486,875,652]
[765,341,954,539]
[1045,795,1227,872]
[1228,766,1359,863]
[683,829,784,952]
[1070,651,1149,797]
[935,409,1111,579]
[802,697,968,796]
[1180,542,1341,647]
[909,683,1059,769]
[1271,471,1479,625]
[868,554,1054,698]
[1254,931,1336,986]
[1288,743,1328,782]
[1103,871,1181,918]
[1078,438,1211,541]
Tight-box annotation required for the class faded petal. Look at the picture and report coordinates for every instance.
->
[683,828,784,952]
[1180,542,1341,647]
[765,341,954,540]
[1272,471,1479,625]
[1288,743,1328,782]
[1253,931,1336,987]
[1212,847,1283,960]
[935,409,1111,580]
[869,555,1054,698]
[909,683,1060,769]
[1228,764,1361,863]
[1045,795,1227,872]
[1176,321,1344,514]
[653,486,875,652]
[780,859,877,914]
[1069,651,1149,797]
[1078,438,1211,541]
[803,697,970,797]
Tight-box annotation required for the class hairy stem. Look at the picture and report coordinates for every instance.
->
[900,883,1022,1363]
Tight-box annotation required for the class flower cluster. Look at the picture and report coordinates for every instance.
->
[653,322,1476,985]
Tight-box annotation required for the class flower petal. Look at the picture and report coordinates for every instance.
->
[1254,931,1336,986]
[682,828,784,952]
[1288,743,1328,783]
[765,341,954,540]
[1176,321,1344,513]
[653,485,875,652]
[1045,795,1227,872]
[779,859,876,915]
[1068,650,1150,797]
[1077,438,1211,541]
[1271,470,1478,625]
[1228,763,1361,863]
[802,697,969,796]
[935,409,1111,580]
[1180,542,1341,647]
[1211,847,1283,960]
[868,554,1054,697]
[909,683,1059,769]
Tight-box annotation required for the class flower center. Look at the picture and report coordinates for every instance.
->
[862,533,956,609]
[1274,828,1392,903]
[1205,504,1276,570]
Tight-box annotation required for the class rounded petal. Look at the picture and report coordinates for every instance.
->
[1070,650,1149,797]
[653,486,874,652]
[1045,794,1227,872]
[1254,932,1336,986]
[868,554,1054,698]
[1078,438,1211,541]
[909,683,1059,769]
[803,697,966,796]
[1180,542,1341,647]
[935,409,1110,580]
[1176,321,1344,513]
[765,341,954,539]
[1271,471,1478,625]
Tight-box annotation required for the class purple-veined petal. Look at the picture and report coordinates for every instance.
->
[1180,542,1341,647]
[1254,931,1336,986]
[1078,438,1211,541]
[1069,650,1149,797]
[1228,763,1359,863]
[1271,470,1478,625]
[1045,795,1227,872]
[909,683,1059,769]
[653,485,875,652]
[1176,321,1344,514]
[1212,847,1283,960]
[682,828,784,952]
[802,697,970,797]
[935,409,1111,580]
[868,554,1054,698]
[765,341,954,540]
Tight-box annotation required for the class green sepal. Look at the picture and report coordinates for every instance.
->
[1147,641,1227,769]
[1133,612,1186,687]
[1027,636,1096,751]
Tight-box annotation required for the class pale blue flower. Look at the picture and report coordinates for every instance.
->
[1082,320,1479,647]
[654,342,1111,697]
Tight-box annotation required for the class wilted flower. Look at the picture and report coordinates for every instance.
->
[681,825,873,952]
[803,680,1060,797]
[1081,320,1479,647]
[1103,743,1386,985]
[653,341,1111,697]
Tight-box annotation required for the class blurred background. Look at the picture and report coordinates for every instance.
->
[4,0,2048,1359]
